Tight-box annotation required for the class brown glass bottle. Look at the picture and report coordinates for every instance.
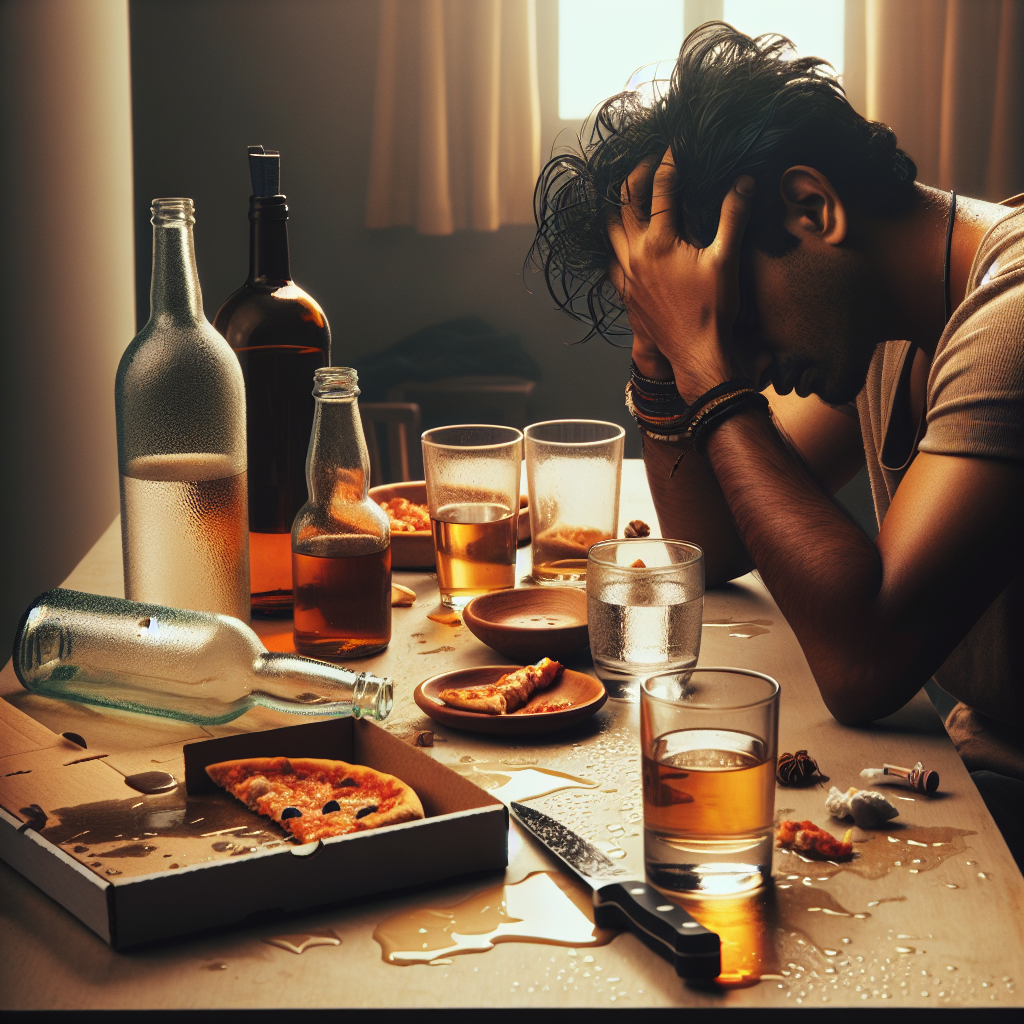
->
[214,147,330,616]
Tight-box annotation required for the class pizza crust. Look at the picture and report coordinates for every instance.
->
[438,658,564,715]
[205,756,424,844]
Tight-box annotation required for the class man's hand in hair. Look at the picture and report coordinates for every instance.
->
[607,149,755,400]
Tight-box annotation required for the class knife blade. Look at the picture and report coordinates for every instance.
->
[510,801,720,980]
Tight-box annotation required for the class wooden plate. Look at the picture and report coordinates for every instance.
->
[370,481,530,568]
[369,481,435,569]
[414,665,607,735]
[463,587,588,663]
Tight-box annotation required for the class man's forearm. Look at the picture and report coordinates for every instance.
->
[641,432,754,585]
[702,407,913,722]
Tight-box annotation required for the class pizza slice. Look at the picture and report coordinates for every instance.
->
[438,657,564,715]
[205,756,424,844]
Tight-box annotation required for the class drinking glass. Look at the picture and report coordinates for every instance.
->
[524,419,625,585]
[641,667,779,896]
[421,424,523,609]
[587,539,704,701]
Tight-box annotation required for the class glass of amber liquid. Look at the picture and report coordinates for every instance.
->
[641,667,779,896]
[524,420,625,585]
[421,425,523,609]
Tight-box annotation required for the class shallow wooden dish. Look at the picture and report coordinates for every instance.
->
[463,587,588,663]
[370,481,529,568]
[369,481,435,569]
[414,665,606,735]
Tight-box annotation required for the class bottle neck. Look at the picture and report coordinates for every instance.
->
[307,393,370,504]
[248,195,292,285]
[253,653,393,720]
[149,199,204,322]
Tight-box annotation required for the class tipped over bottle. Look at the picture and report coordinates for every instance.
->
[14,589,392,725]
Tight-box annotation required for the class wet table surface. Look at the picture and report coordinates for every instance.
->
[1,460,1022,1010]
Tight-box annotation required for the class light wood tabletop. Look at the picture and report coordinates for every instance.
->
[1,460,1021,1010]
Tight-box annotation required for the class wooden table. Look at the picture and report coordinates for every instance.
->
[1,461,1021,1010]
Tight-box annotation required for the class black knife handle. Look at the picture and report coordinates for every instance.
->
[593,882,720,980]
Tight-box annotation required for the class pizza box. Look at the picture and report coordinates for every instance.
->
[0,698,507,949]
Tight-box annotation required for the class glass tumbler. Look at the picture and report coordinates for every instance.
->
[524,419,625,585]
[587,539,704,701]
[641,668,780,896]
[422,424,523,608]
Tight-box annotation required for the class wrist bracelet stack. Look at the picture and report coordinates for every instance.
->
[625,362,770,459]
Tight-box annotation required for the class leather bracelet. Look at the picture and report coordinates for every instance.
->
[690,390,770,456]
[625,380,691,438]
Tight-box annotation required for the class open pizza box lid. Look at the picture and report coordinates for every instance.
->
[0,698,507,949]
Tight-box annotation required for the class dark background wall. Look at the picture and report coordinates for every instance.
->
[129,0,640,450]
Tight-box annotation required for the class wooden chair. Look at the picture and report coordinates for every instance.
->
[359,402,422,484]
[385,375,536,432]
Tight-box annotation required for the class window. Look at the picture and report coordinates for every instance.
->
[558,0,844,122]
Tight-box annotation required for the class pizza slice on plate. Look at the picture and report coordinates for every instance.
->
[437,657,564,715]
[205,756,423,844]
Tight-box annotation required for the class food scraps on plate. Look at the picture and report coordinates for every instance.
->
[437,658,564,715]
[380,496,430,532]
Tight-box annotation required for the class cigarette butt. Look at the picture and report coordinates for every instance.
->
[391,583,416,607]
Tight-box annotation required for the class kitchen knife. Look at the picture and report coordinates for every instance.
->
[510,801,721,979]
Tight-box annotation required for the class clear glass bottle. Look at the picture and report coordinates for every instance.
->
[292,368,391,658]
[213,147,330,616]
[13,589,392,725]
[116,198,250,623]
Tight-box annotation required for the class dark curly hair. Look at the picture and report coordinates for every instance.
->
[528,22,918,343]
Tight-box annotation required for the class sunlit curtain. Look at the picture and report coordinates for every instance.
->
[365,0,542,234]
[845,0,1024,201]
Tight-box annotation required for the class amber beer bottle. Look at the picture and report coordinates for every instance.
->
[292,368,391,659]
[214,146,330,615]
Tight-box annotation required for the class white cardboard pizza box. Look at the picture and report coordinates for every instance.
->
[0,701,507,949]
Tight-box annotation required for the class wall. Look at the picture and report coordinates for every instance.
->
[128,0,638,446]
[0,0,136,654]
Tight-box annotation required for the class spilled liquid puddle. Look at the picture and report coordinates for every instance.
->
[123,771,178,794]
[776,824,976,880]
[452,761,599,804]
[373,871,614,965]
[39,790,288,879]
[263,929,341,954]
[703,619,772,638]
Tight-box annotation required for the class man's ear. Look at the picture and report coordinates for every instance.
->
[779,166,847,246]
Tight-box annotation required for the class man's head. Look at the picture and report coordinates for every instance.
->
[530,23,919,403]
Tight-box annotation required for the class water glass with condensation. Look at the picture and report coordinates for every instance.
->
[587,539,704,701]
[641,667,779,896]
[421,424,523,609]
[524,419,625,585]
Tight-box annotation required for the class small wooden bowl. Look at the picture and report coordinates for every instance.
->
[463,587,589,663]
[369,481,435,569]
[415,665,606,735]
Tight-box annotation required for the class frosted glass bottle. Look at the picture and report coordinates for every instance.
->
[116,198,251,622]
[14,589,393,725]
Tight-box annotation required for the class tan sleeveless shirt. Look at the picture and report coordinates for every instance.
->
[855,202,1024,730]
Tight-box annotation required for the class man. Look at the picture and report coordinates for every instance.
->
[531,25,1022,852]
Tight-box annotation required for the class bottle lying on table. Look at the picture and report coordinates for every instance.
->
[13,589,393,725]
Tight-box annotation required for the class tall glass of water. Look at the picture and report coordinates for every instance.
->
[587,538,703,700]
[641,667,779,896]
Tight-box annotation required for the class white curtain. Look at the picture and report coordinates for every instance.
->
[365,0,542,235]
[845,0,1024,201]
